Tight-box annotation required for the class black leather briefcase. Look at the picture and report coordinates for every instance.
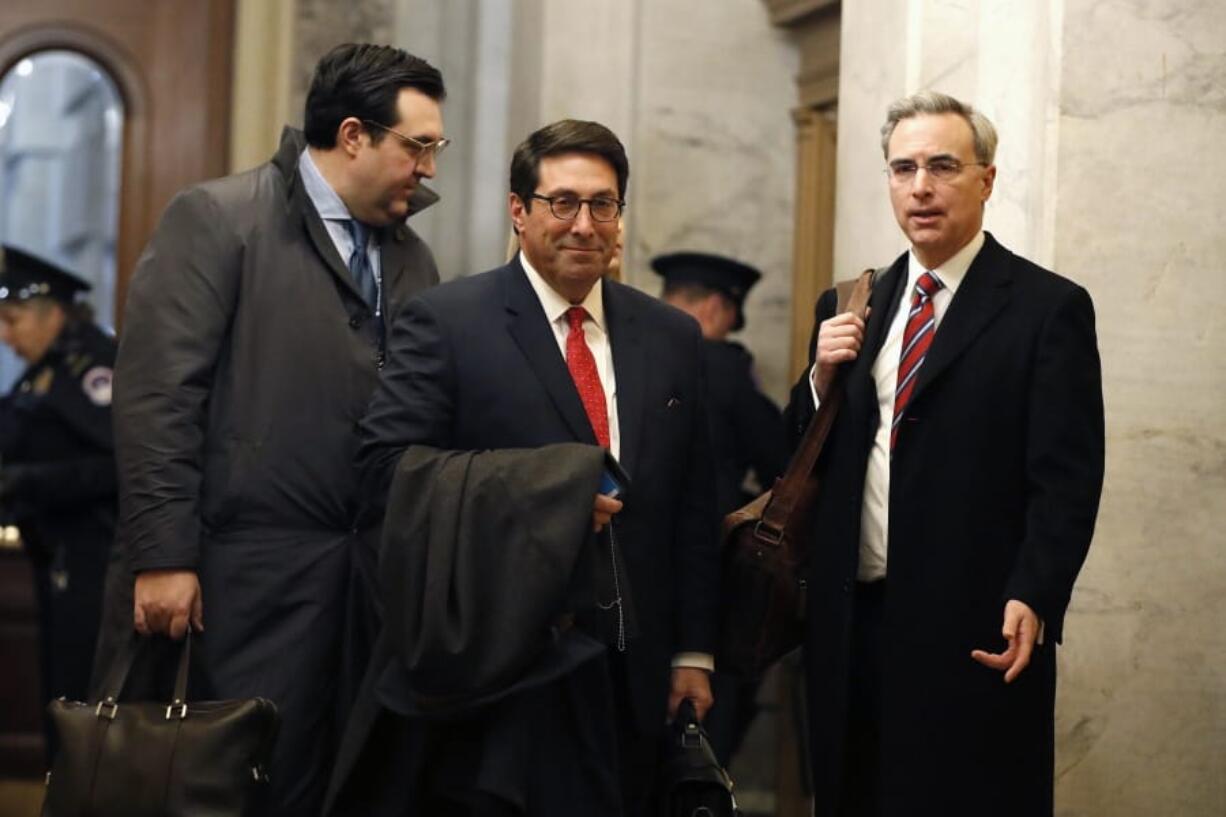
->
[42,633,279,817]
[658,699,738,817]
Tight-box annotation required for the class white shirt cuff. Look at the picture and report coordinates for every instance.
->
[671,652,714,672]
[809,363,822,409]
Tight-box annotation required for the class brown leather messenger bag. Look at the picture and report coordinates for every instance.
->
[716,268,875,678]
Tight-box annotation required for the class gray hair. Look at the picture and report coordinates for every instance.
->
[880,91,998,165]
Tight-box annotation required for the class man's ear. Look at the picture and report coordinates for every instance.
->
[509,192,527,232]
[337,117,366,158]
[980,163,997,204]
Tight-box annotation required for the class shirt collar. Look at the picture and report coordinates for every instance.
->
[906,230,985,295]
[298,148,353,222]
[519,250,606,332]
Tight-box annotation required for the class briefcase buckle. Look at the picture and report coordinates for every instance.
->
[165,700,188,720]
[95,698,119,720]
[752,520,784,547]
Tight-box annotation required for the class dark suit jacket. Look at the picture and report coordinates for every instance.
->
[785,233,1104,817]
[359,257,719,734]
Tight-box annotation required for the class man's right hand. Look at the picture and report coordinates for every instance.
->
[592,493,624,533]
[812,312,867,400]
[134,569,203,639]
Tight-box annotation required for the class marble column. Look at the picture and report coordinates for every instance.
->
[836,1,1226,815]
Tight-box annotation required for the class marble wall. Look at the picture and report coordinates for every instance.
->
[836,1,1226,815]
[525,0,803,401]
[388,0,801,401]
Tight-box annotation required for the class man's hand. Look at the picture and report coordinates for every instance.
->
[813,311,867,400]
[971,599,1039,683]
[134,569,203,639]
[668,667,714,722]
[592,493,623,532]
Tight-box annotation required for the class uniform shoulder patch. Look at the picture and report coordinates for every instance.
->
[81,366,113,406]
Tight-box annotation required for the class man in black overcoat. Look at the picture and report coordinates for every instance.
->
[0,247,116,763]
[787,91,1104,817]
[102,44,446,815]
[355,119,720,816]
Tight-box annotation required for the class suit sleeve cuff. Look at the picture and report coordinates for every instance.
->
[671,652,714,672]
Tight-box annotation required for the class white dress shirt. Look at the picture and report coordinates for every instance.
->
[519,252,713,673]
[857,231,983,580]
[519,252,620,459]
[809,231,984,580]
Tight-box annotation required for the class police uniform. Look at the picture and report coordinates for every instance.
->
[654,252,789,765]
[652,252,788,516]
[0,246,116,761]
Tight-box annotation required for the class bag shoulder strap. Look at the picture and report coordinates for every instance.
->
[760,269,875,535]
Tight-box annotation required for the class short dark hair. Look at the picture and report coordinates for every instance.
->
[509,120,629,209]
[303,43,445,149]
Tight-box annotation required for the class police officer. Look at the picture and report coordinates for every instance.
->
[655,251,789,764]
[0,245,116,762]
[655,252,788,515]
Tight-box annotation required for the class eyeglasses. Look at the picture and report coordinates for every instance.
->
[528,193,624,223]
[362,120,451,160]
[885,157,986,183]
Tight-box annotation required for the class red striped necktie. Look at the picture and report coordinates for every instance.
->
[565,306,610,448]
[891,271,944,450]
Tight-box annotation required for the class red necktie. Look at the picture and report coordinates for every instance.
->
[891,271,944,450]
[565,306,610,448]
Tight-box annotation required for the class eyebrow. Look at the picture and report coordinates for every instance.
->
[542,188,619,198]
[889,152,962,165]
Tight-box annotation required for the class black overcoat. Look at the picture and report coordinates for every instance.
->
[786,234,1104,817]
[101,127,439,815]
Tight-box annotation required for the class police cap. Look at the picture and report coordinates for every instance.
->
[0,245,91,305]
[652,251,761,331]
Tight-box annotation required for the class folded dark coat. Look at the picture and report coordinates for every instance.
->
[326,443,626,816]
[379,441,623,709]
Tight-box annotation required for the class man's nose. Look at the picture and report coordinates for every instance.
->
[909,167,935,196]
[415,150,437,179]
[570,203,597,235]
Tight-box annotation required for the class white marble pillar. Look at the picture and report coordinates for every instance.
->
[836,1,1226,814]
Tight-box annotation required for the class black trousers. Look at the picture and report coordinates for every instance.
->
[838,579,886,817]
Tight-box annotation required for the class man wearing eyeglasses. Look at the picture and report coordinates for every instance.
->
[786,91,1104,817]
[346,119,718,815]
[100,44,446,816]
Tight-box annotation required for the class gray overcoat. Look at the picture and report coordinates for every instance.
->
[99,127,440,815]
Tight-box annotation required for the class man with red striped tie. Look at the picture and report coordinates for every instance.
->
[786,91,1104,817]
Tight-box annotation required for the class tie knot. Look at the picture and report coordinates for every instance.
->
[566,306,589,331]
[915,271,943,299]
[346,219,371,250]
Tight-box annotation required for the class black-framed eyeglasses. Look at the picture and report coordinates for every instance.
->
[362,119,451,159]
[885,157,986,183]
[528,193,624,223]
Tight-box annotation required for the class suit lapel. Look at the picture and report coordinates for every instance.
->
[604,279,646,476]
[909,233,1013,406]
[502,260,599,446]
[288,171,367,304]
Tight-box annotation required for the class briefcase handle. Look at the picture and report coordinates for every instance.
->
[95,631,194,713]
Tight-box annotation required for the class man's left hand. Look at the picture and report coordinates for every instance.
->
[668,667,714,721]
[971,599,1040,683]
